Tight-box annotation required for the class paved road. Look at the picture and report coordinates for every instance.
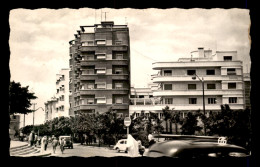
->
[46,143,132,157]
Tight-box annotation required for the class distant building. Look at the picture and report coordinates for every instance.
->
[44,68,70,121]
[243,73,251,109]
[44,97,58,121]
[69,21,130,116]
[55,69,70,117]
[9,115,20,139]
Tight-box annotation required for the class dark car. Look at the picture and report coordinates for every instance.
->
[59,136,73,149]
[145,136,250,158]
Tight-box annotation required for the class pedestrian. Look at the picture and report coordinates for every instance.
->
[44,136,48,151]
[34,134,38,147]
[137,140,145,156]
[60,138,65,154]
[40,136,47,153]
[148,134,156,147]
[126,134,139,157]
[51,137,58,154]
[28,131,35,147]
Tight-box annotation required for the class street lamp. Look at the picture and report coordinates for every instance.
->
[192,74,206,135]
[32,103,44,126]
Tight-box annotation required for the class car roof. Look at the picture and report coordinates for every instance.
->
[149,140,248,157]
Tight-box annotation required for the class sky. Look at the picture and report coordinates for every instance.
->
[9,8,251,126]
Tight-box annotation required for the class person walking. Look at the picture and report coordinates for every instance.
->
[44,136,48,151]
[40,136,47,153]
[28,131,35,147]
[60,138,65,154]
[51,137,58,154]
[126,134,139,157]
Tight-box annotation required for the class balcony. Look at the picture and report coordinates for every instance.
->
[152,61,242,70]
[153,89,244,97]
[152,75,242,83]
[129,103,244,111]
[80,60,128,66]
[80,89,129,95]
[79,45,128,52]
[80,74,129,80]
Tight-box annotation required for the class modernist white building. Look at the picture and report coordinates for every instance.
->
[55,68,70,117]
[45,68,70,121]
[130,48,246,118]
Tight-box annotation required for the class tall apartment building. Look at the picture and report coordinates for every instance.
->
[151,47,245,114]
[69,21,130,116]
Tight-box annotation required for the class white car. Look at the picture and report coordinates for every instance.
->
[113,139,128,153]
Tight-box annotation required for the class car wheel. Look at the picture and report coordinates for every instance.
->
[116,148,120,152]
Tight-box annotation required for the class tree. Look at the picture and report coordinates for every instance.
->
[170,111,182,134]
[180,112,202,135]
[162,106,171,133]
[9,81,37,115]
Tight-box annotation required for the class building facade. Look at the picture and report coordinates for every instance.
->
[130,48,246,119]
[69,21,130,116]
[151,47,245,114]
[44,69,70,121]
[44,97,58,121]
[9,115,20,139]
[56,69,70,117]
[243,73,251,109]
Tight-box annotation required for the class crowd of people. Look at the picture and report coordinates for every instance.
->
[27,131,66,154]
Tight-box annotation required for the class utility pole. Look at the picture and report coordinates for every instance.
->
[32,103,37,126]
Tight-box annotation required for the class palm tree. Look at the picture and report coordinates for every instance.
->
[162,106,172,134]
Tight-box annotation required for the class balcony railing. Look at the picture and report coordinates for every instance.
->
[153,89,244,96]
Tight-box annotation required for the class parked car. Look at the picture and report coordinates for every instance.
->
[59,136,73,149]
[113,139,128,153]
[145,136,250,158]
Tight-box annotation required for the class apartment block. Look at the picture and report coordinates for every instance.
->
[129,48,247,119]
[69,21,130,116]
[44,68,70,121]
[152,48,245,113]
[56,69,70,117]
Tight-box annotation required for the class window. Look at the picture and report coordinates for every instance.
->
[227,68,236,75]
[85,69,94,74]
[115,98,123,104]
[96,40,106,45]
[208,98,216,104]
[115,68,123,74]
[96,54,106,60]
[87,83,95,89]
[207,84,216,89]
[224,56,232,61]
[96,69,106,74]
[164,84,172,90]
[82,41,94,47]
[206,69,215,75]
[188,84,196,90]
[159,113,164,119]
[229,97,237,103]
[189,98,197,104]
[96,97,106,104]
[87,99,94,104]
[187,70,196,75]
[135,113,140,117]
[165,98,173,104]
[164,70,172,76]
[115,83,123,89]
[228,83,236,89]
[96,83,106,89]
[115,54,123,60]
[115,41,122,45]
[86,55,94,60]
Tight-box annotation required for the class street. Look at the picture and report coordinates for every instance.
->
[46,143,133,157]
